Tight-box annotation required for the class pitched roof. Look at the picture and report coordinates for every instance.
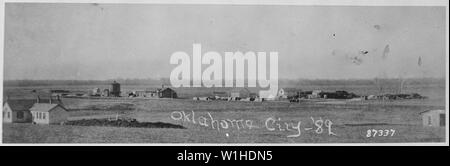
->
[4,99,36,112]
[161,88,176,92]
[29,103,61,112]
[37,99,63,105]
[419,109,445,115]
[3,98,64,112]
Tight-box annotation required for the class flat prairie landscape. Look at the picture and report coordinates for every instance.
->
[2,79,447,143]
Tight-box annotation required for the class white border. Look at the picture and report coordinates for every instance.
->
[0,0,448,146]
[0,0,448,6]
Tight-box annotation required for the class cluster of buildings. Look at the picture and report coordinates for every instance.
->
[90,81,121,97]
[90,82,178,99]
[363,93,427,100]
[278,89,427,101]
[128,86,177,98]
[3,80,444,128]
[193,88,259,101]
[3,96,69,124]
[193,88,360,102]
[280,89,359,100]
[192,87,429,103]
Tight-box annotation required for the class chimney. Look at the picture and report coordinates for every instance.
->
[162,84,164,89]
[49,95,52,104]
[36,96,40,103]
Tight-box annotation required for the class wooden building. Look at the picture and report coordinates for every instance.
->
[30,102,68,125]
[420,110,445,127]
[2,99,34,123]
[160,88,177,98]
[3,97,64,124]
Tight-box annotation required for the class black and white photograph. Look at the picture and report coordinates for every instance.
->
[0,0,448,145]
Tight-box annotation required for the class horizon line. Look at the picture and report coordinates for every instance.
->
[3,77,446,82]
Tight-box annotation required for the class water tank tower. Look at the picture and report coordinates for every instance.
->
[111,81,121,97]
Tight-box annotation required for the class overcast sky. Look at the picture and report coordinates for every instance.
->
[3,3,446,80]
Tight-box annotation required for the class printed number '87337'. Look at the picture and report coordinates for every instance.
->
[366,129,395,137]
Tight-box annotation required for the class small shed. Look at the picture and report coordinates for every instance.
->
[160,88,177,98]
[212,91,228,98]
[277,88,301,99]
[230,88,250,98]
[29,103,69,124]
[420,110,445,127]
[92,88,101,95]
[277,88,286,98]
[102,89,110,97]
[249,92,258,98]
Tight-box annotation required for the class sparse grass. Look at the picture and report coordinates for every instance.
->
[2,98,446,143]
[3,122,444,143]
[2,83,446,143]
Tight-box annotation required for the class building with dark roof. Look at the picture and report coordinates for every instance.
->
[3,96,65,124]
[110,81,121,97]
[3,99,35,123]
[160,88,177,98]
[140,86,178,98]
